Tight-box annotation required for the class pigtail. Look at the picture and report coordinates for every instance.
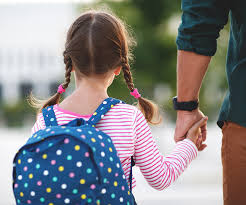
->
[29,52,73,114]
[121,58,162,125]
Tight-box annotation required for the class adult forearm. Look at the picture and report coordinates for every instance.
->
[177,50,211,101]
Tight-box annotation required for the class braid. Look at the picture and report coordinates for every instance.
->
[62,53,73,90]
[121,56,162,125]
[121,58,134,92]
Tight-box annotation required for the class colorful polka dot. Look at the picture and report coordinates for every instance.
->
[80,179,85,184]
[56,150,62,155]
[85,152,89,157]
[81,194,86,200]
[72,189,78,194]
[64,138,69,144]
[87,168,92,174]
[24,183,28,188]
[101,188,106,194]
[61,184,67,189]
[109,147,113,152]
[64,198,70,204]
[52,176,58,182]
[42,154,47,159]
[30,191,35,196]
[36,164,41,169]
[46,188,52,193]
[67,155,72,160]
[40,197,45,202]
[69,172,75,178]
[18,159,21,164]
[108,168,112,173]
[58,166,64,172]
[90,184,96,190]
[111,193,115,199]
[51,160,56,165]
[56,194,61,199]
[76,161,82,167]
[43,170,49,176]
[74,145,80,151]
[27,158,33,163]
[29,173,33,179]
[37,181,42,186]
[20,192,24,197]
[91,138,96,142]
[114,181,118,186]
[23,166,28,171]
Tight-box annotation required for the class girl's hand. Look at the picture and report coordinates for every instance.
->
[186,116,208,150]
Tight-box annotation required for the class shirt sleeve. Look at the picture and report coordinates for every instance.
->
[31,113,46,135]
[133,109,198,191]
[176,0,230,56]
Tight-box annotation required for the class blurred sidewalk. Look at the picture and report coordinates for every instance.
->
[0,124,223,205]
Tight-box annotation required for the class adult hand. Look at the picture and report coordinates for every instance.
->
[174,109,207,151]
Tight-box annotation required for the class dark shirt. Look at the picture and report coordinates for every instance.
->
[176,0,246,128]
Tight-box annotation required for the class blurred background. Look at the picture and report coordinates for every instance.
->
[0,0,229,204]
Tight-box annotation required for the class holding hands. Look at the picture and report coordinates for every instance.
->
[175,109,208,151]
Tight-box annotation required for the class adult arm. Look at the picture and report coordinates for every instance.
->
[175,0,230,147]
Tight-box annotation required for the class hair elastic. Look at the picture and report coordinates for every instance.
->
[57,84,66,94]
[130,88,141,99]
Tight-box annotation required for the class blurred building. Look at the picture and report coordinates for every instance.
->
[0,3,75,104]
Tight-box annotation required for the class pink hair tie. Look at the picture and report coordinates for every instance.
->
[130,88,141,99]
[57,84,66,94]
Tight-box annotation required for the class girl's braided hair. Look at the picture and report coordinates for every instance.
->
[30,10,161,124]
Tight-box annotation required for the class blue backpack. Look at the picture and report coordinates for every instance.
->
[12,97,135,205]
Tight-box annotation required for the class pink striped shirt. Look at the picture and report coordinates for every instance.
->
[32,103,198,190]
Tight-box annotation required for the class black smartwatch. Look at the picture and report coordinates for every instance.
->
[173,96,199,111]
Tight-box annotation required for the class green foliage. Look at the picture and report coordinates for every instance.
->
[2,100,36,127]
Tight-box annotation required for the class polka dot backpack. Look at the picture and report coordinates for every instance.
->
[12,97,135,205]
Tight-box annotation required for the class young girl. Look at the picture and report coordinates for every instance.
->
[31,10,207,201]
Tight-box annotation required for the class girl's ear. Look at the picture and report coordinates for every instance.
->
[114,66,121,76]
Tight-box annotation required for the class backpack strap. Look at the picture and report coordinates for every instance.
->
[42,106,58,127]
[129,156,135,192]
[87,97,124,126]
